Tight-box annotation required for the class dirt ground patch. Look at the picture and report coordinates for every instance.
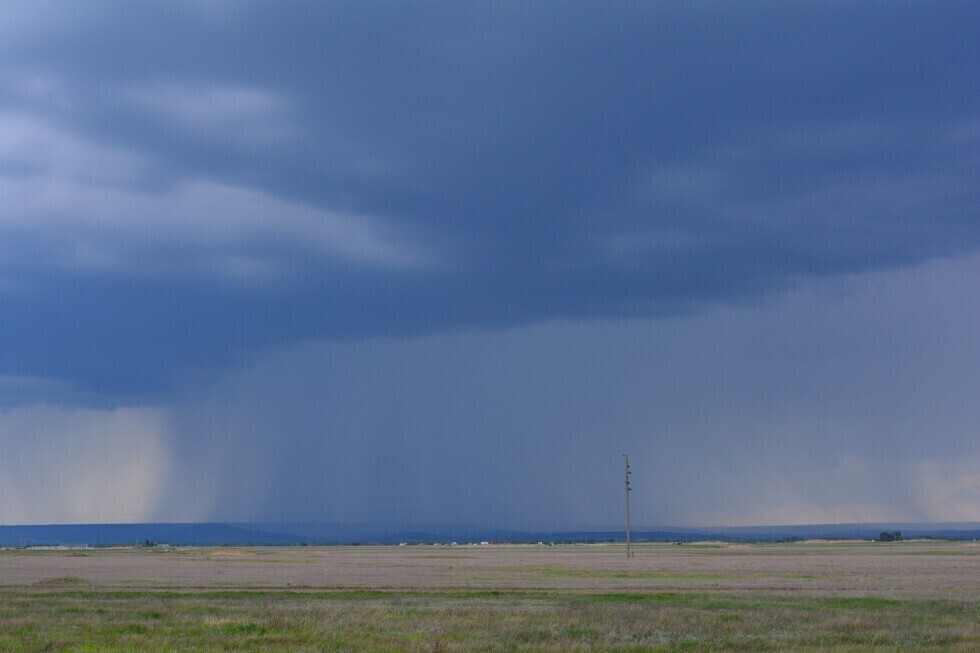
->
[2,541,977,599]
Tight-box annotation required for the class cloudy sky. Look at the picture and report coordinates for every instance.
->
[1,1,977,529]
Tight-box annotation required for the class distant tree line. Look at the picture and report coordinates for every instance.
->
[877,531,902,542]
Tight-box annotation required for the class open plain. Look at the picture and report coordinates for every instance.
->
[1,541,978,651]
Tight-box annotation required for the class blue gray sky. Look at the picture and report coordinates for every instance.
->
[1,1,978,528]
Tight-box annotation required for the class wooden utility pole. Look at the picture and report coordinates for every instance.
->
[624,454,633,558]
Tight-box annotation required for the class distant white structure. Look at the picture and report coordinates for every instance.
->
[26,545,90,551]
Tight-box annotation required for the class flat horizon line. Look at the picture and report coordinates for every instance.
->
[3,520,979,530]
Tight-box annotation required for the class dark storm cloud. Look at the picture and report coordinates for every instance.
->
[1,0,978,395]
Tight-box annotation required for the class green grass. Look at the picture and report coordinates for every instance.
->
[1,588,976,652]
[33,576,89,587]
[3,542,977,651]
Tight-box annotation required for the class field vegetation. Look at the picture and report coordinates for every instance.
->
[1,541,977,651]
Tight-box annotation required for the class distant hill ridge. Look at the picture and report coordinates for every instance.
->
[2,522,978,547]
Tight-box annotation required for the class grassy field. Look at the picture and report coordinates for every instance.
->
[1,541,977,651]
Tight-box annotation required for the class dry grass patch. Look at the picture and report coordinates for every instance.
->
[1,542,977,651]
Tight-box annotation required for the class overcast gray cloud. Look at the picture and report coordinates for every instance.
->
[3,253,978,526]
[0,1,977,528]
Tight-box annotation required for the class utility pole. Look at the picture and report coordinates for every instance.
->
[624,454,633,558]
